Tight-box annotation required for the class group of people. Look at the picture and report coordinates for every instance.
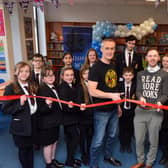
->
[1,35,168,168]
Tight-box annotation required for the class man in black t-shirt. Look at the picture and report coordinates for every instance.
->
[88,38,122,168]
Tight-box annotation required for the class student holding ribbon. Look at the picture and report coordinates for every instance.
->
[118,67,136,153]
[131,49,168,168]
[2,61,38,168]
[37,66,64,168]
[58,67,81,168]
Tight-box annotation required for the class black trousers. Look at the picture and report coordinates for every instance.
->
[119,109,134,150]
[13,114,37,168]
[64,124,79,165]
[18,146,33,168]
[79,124,93,158]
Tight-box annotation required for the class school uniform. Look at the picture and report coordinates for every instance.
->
[37,83,62,146]
[31,70,41,86]
[77,84,93,164]
[2,82,38,168]
[58,81,79,166]
[116,49,143,82]
[118,81,136,152]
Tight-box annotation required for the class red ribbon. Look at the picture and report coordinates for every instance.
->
[0,95,168,110]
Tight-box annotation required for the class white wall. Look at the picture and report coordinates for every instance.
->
[44,3,168,24]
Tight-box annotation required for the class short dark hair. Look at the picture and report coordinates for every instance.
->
[32,53,44,61]
[125,35,137,42]
[122,67,134,75]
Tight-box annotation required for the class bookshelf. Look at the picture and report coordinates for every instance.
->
[47,41,64,67]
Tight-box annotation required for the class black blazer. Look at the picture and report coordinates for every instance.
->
[118,81,137,112]
[58,81,79,125]
[116,51,143,81]
[37,83,62,129]
[31,70,41,86]
[77,84,93,125]
[2,84,33,136]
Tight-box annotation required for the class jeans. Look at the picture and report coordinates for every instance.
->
[90,110,119,168]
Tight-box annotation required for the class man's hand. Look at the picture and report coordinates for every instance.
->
[111,93,121,101]
[68,101,74,108]
[140,96,146,107]
[80,103,86,111]
[118,105,122,117]
[157,101,162,112]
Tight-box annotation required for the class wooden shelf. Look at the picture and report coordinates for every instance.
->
[47,49,64,52]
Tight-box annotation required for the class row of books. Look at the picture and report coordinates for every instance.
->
[48,43,64,50]
[48,51,63,58]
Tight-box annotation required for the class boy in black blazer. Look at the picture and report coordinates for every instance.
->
[118,67,136,153]
[116,35,143,82]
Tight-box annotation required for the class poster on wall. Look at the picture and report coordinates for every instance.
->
[63,26,92,70]
[24,17,33,39]
[0,39,6,74]
[0,9,5,36]
[26,40,34,60]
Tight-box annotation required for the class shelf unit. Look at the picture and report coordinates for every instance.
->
[47,41,64,68]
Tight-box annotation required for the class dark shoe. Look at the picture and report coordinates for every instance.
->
[120,146,126,152]
[82,155,89,165]
[130,163,145,168]
[65,162,80,168]
[126,147,132,153]
[159,157,167,165]
[73,159,81,166]
[52,159,64,168]
[104,157,122,166]
[46,163,57,168]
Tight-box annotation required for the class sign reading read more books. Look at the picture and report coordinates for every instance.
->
[63,26,92,70]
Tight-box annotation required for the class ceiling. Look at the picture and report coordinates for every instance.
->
[59,0,166,6]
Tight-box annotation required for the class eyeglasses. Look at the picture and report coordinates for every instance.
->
[44,75,55,78]
[33,59,43,62]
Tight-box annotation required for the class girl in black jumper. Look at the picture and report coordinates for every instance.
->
[58,67,80,168]
[2,62,38,168]
[37,66,64,168]
[78,65,93,165]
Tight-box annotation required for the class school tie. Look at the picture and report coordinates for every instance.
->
[125,86,131,109]
[35,73,40,85]
[128,52,132,67]
[52,87,62,110]
[24,86,35,105]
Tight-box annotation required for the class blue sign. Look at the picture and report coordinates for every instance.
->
[63,26,92,70]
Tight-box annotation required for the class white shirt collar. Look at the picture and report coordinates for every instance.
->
[124,82,132,87]
[47,84,54,89]
[147,65,160,73]
[18,81,28,88]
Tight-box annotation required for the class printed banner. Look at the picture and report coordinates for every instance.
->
[63,26,92,70]
[0,9,5,36]
[0,39,6,73]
